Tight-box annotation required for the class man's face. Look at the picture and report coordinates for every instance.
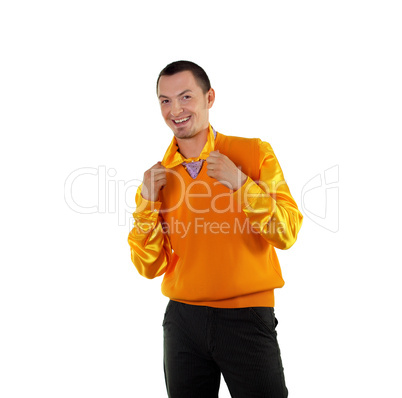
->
[157,71,215,140]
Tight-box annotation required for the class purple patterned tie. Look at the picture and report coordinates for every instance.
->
[182,127,216,179]
[183,160,205,179]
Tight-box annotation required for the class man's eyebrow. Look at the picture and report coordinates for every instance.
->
[158,89,193,99]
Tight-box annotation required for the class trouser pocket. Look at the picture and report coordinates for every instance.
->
[249,306,277,334]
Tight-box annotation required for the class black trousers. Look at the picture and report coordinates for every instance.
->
[162,300,288,398]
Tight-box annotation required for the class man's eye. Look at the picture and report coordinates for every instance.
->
[161,99,169,104]
[182,96,191,100]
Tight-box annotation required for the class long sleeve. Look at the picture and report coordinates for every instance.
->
[127,185,172,279]
[233,140,303,250]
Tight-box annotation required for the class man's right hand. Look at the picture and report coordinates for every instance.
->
[141,162,167,202]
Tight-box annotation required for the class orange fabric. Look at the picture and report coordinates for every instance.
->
[128,127,303,308]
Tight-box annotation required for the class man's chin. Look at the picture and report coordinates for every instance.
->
[172,127,193,139]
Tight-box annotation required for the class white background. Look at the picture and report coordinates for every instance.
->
[1,1,401,397]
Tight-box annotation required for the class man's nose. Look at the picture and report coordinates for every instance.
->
[170,101,183,117]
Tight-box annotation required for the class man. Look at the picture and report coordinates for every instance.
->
[128,60,303,398]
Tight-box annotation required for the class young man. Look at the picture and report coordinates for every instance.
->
[128,60,303,398]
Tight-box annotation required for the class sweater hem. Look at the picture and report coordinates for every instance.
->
[166,289,275,309]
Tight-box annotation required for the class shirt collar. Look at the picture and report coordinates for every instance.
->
[161,124,216,169]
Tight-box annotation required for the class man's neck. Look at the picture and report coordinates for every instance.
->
[176,127,209,159]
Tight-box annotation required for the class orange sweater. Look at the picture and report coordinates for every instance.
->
[128,128,303,308]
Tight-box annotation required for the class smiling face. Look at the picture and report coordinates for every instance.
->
[157,70,215,140]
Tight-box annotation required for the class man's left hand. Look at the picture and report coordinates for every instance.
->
[206,151,248,191]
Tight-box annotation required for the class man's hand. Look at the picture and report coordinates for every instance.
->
[206,151,248,191]
[141,162,167,202]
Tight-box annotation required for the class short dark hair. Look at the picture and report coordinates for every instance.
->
[156,60,211,94]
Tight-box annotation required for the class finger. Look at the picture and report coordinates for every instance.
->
[145,171,166,184]
[153,174,166,182]
[150,162,165,170]
[206,170,216,179]
[149,168,166,176]
[206,154,220,164]
[152,177,167,187]
[156,162,167,170]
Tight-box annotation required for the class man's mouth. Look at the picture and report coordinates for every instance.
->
[172,116,191,125]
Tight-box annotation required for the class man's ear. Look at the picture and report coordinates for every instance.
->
[207,88,215,109]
